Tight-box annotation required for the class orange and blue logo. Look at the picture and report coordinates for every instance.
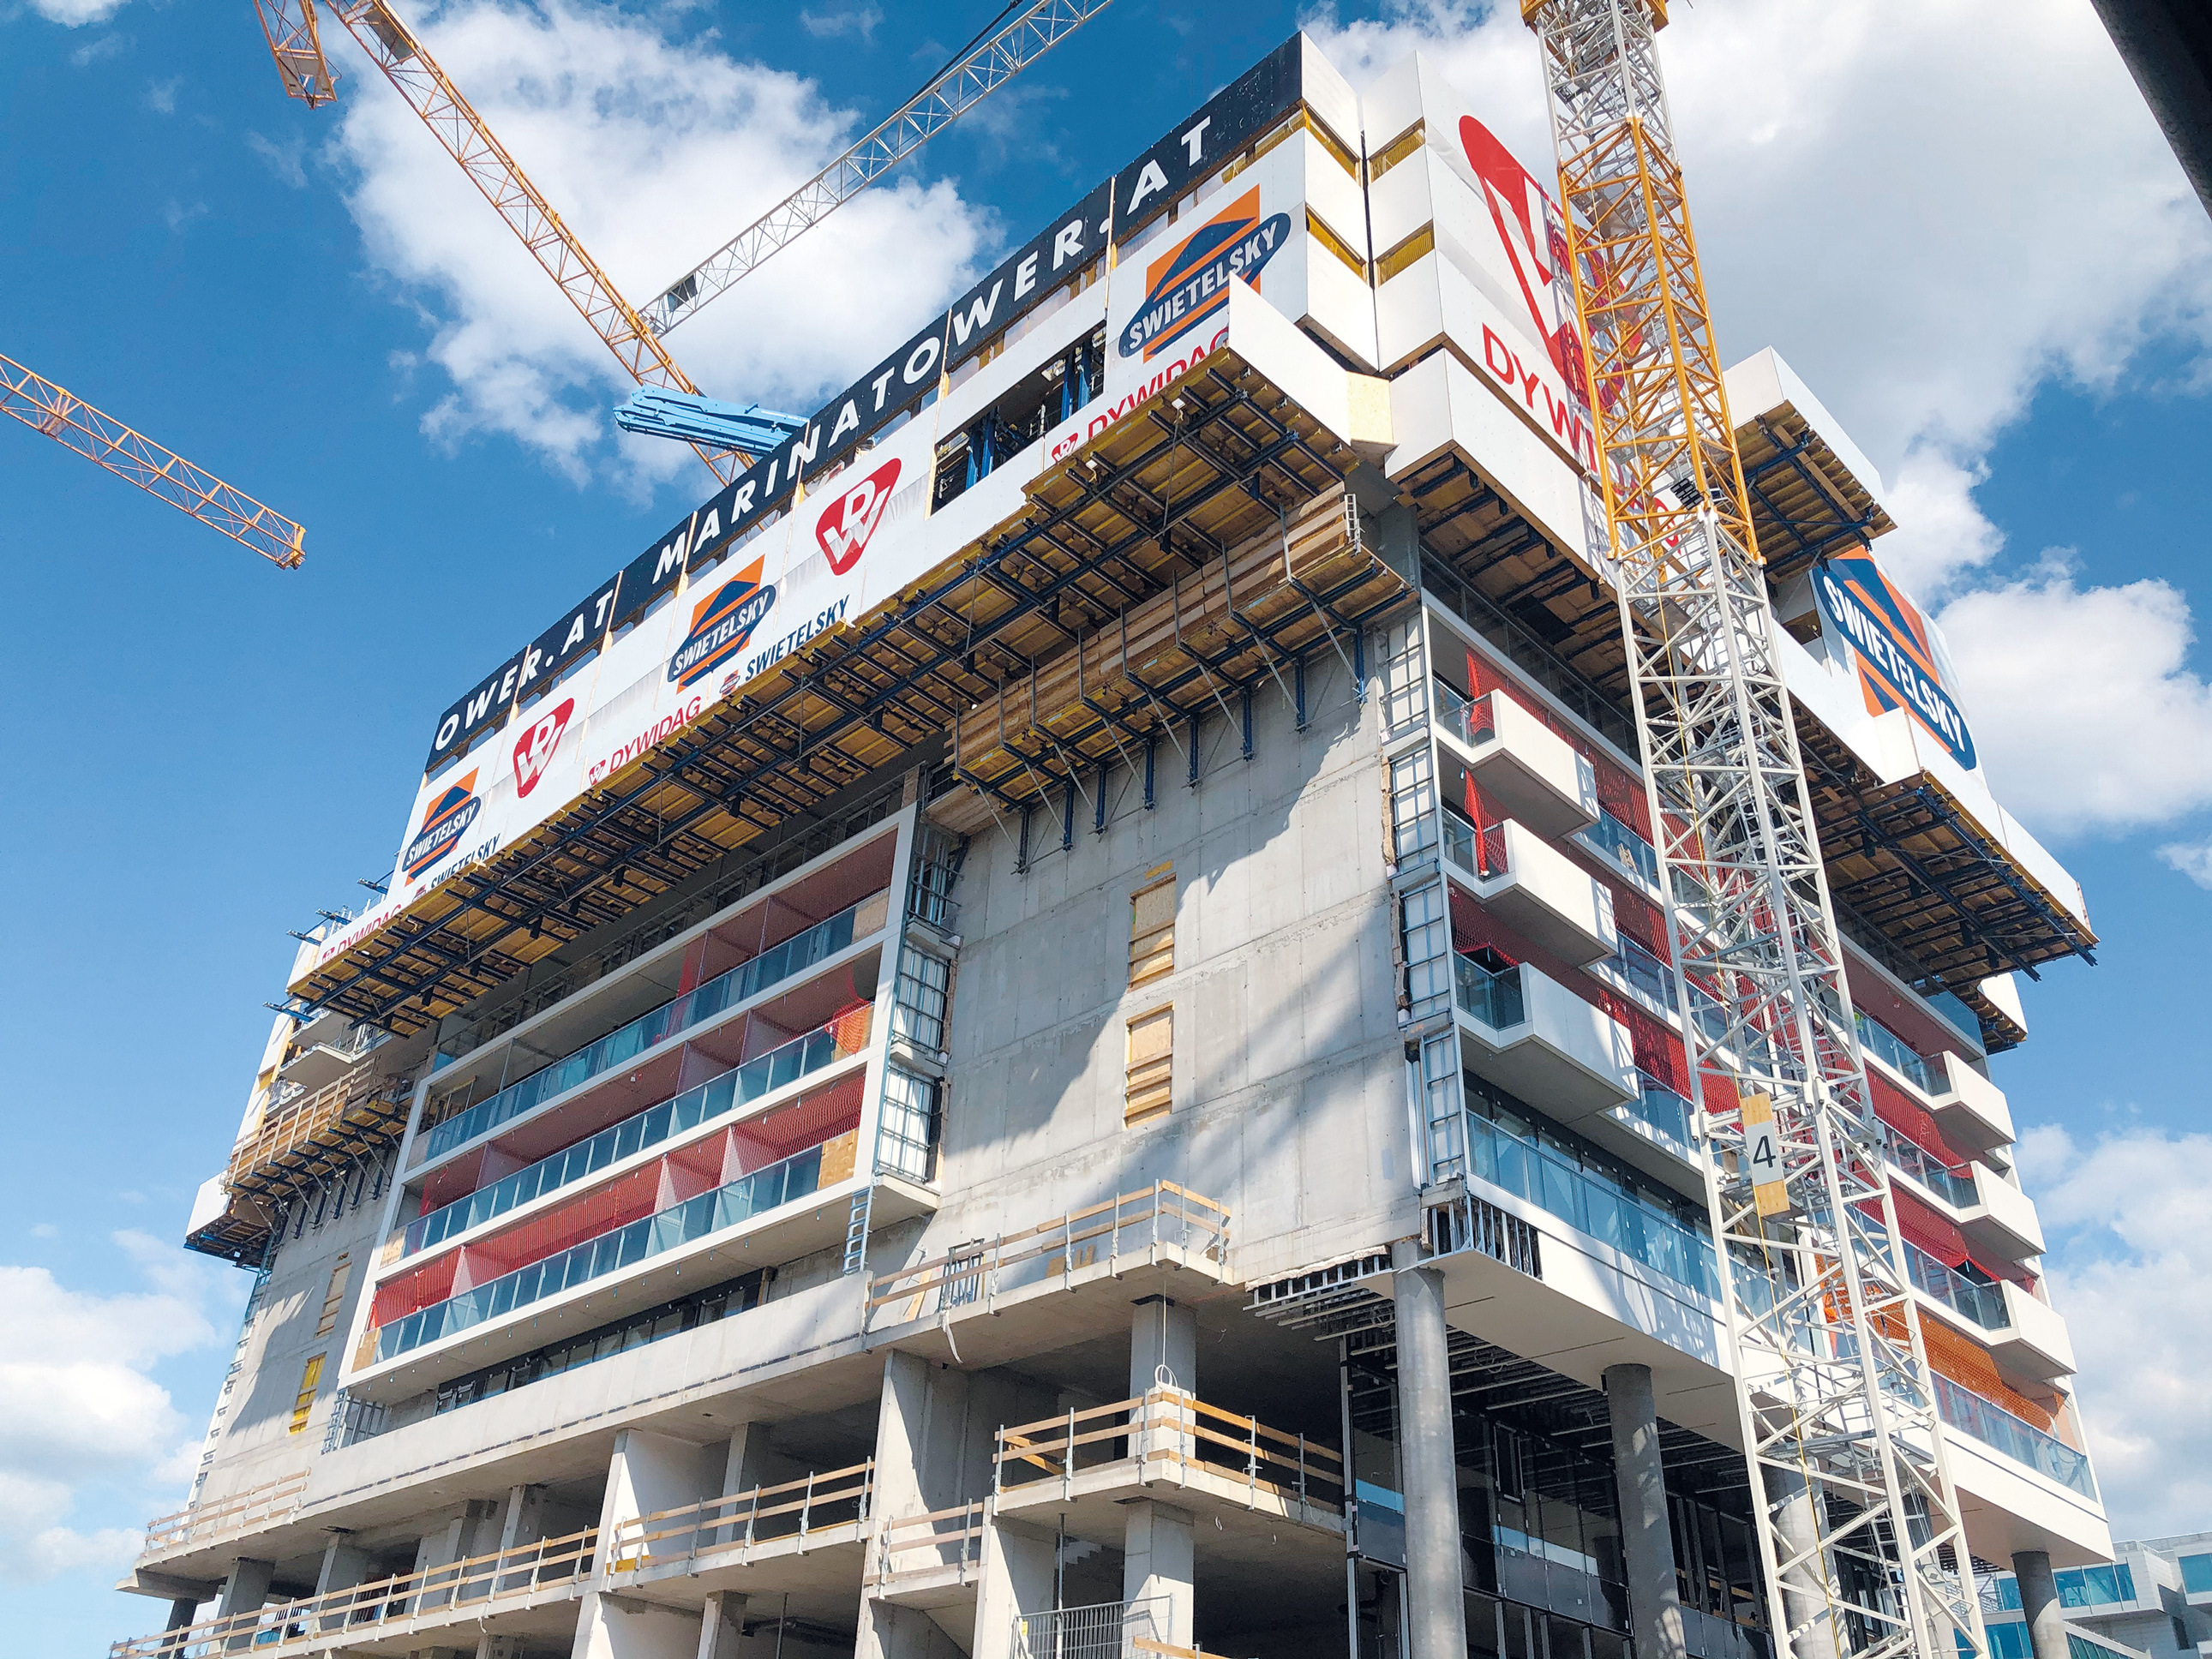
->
[668,557,774,689]
[1118,186,1290,361]
[402,769,483,881]
[1812,553,1977,770]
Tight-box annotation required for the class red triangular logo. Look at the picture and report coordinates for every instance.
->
[512,698,574,799]
[815,457,902,574]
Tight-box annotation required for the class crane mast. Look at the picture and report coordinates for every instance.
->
[1519,5,1983,1659]
[3,351,305,568]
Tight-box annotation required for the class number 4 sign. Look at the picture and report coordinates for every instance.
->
[1739,1093,1791,1219]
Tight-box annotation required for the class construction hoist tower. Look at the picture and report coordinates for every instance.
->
[1519,5,1985,1659]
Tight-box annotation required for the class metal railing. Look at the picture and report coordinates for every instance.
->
[994,1387,1344,1518]
[1855,1007,1947,1097]
[871,1500,986,1586]
[111,1524,596,1657]
[1432,677,1499,749]
[1441,806,1508,879]
[606,1461,872,1571]
[865,1182,1230,1329]
[405,1009,871,1255]
[139,1469,309,1557]
[423,890,885,1159]
[1884,1124,1978,1209]
[1014,1598,1169,1659]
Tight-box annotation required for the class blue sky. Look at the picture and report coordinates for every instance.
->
[3,0,2209,1651]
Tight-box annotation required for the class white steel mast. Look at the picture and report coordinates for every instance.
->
[1518,5,1984,1658]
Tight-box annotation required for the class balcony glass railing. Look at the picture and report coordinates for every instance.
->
[423,896,879,1160]
[1904,1240,2008,1331]
[1855,1009,1946,1097]
[1454,954,1527,1030]
[1933,1374,2095,1498]
[1463,1110,1720,1298]
[1617,1071,1693,1148]
[1884,1126,1977,1209]
[1442,806,1507,879]
[377,1141,833,1360]
[405,1014,868,1256]
[1432,678,1497,750]
[1576,807,1660,889]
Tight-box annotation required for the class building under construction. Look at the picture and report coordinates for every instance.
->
[116,27,2114,1659]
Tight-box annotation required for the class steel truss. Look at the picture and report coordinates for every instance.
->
[648,0,1113,335]
[1522,5,1982,1659]
[297,354,1366,1034]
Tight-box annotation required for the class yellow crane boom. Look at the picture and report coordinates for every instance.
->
[2,351,305,569]
[252,0,743,482]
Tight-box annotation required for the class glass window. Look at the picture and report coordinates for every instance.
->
[2181,1554,2212,1596]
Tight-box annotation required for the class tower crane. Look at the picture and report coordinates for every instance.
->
[1520,6,1981,1659]
[3,350,305,568]
[247,0,1109,466]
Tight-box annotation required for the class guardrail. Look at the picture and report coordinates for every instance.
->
[870,1500,986,1587]
[865,1182,1229,1329]
[604,1460,873,1572]
[995,1387,1343,1518]
[110,1524,596,1658]
[139,1469,309,1557]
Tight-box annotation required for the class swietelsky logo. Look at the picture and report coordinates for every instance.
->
[815,457,902,575]
[1118,186,1289,361]
[1812,553,1978,771]
[668,557,775,689]
[512,697,574,800]
[403,770,483,881]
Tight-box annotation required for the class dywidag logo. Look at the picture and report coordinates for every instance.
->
[1118,186,1289,361]
[512,697,574,800]
[402,770,483,881]
[668,557,774,689]
[816,457,902,574]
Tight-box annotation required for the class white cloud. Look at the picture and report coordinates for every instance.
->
[2017,1124,2212,1536]
[145,75,179,115]
[247,130,307,190]
[1304,0,2212,841]
[2157,838,2212,889]
[0,1232,239,1584]
[324,0,992,484]
[797,4,881,41]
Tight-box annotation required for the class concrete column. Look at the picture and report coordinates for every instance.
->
[1121,1500,1196,1648]
[1604,1364,1687,1659]
[2015,1550,2066,1659]
[1764,1465,1837,1659]
[597,1428,722,1565]
[974,1518,1056,1659]
[477,1638,525,1659]
[498,1485,549,1553]
[1390,1240,1467,1659]
[711,1423,773,1546]
[217,1558,274,1617]
[697,1590,746,1659]
[569,1591,704,1659]
[315,1533,374,1596]
[1129,1296,1197,1396]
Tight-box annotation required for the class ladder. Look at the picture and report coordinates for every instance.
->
[1520,5,1982,1659]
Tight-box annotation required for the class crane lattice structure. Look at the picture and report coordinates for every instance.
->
[3,351,305,568]
[646,0,1112,335]
[1519,5,1984,1659]
[249,0,744,482]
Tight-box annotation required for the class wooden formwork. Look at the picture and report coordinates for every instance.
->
[950,486,1406,809]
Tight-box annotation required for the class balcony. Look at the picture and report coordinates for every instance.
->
[1936,1374,2096,1500]
[373,1132,854,1363]
[421,890,886,1163]
[1454,954,1637,1121]
[1957,1164,2046,1261]
[993,1386,1345,1530]
[137,1470,307,1564]
[111,1524,596,1659]
[1905,1239,2009,1333]
[604,1459,873,1580]
[1885,1125,1979,1211]
[1433,680,1600,837]
[401,1011,871,1258]
[1443,812,1618,967]
[1932,1049,2017,1158]
[1990,1281,2077,1381]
